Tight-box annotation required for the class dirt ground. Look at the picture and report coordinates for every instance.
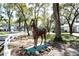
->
[9,35,79,56]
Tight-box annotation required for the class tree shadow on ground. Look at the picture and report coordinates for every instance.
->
[51,41,79,56]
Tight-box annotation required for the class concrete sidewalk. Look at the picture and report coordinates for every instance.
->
[0,31,28,41]
[72,33,79,37]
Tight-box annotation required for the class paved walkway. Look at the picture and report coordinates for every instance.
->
[72,33,79,37]
[0,31,29,41]
[0,36,7,41]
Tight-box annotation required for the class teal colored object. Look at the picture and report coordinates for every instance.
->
[24,45,48,54]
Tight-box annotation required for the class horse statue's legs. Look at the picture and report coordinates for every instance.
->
[44,33,46,45]
[34,36,38,48]
[40,35,43,45]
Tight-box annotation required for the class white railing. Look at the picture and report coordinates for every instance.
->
[4,34,14,56]
[4,32,28,56]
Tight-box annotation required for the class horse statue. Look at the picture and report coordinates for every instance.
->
[31,19,47,48]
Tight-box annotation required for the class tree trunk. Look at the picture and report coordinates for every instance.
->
[34,18,37,27]
[8,17,11,31]
[34,5,37,26]
[24,20,30,36]
[47,18,50,32]
[69,25,73,35]
[18,19,21,31]
[53,3,63,42]
[24,20,26,32]
[26,23,30,36]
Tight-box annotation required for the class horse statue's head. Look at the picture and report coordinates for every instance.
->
[30,19,36,27]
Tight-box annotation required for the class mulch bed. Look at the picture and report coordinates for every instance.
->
[9,35,79,56]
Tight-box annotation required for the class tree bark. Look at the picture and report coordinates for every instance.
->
[47,18,50,32]
[69,25,73,35]
[18,19,21,31]
[8,17,11,31]
[24,20,30,36]
[23,20,26,32]
[53,3,63,42]
[34,4,37,26]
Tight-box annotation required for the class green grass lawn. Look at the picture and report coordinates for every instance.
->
[47,32,79,42]
[0,31,8,35]
[47,33,55,40]
[47,33,70,40]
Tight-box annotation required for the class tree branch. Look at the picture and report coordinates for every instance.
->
[71,13,79,26]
